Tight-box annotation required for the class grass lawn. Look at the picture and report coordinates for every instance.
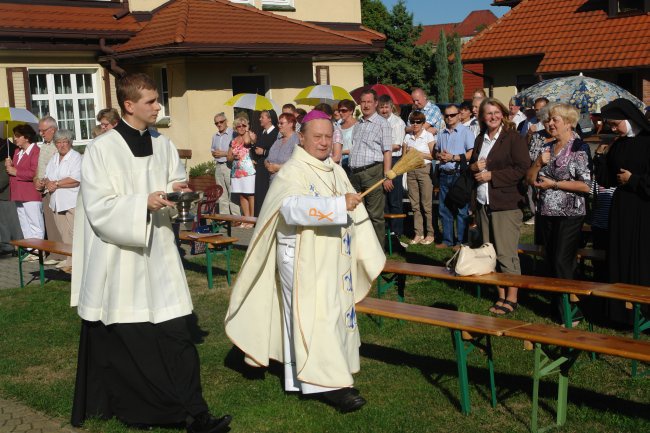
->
[0,228,648,433]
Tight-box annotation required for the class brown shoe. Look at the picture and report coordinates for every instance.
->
[435,243,450,249]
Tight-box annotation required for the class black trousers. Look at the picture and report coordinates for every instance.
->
[538,215,585,321]
[71,316,208,427]
[384,156,404,236]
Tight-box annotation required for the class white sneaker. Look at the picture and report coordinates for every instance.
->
[43,259,59,265]
[55,260,68,269]
[24,255,40,262]
[524,217,535,225]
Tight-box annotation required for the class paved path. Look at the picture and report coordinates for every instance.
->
[0,397,81,433]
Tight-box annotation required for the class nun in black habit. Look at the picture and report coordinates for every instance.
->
[594,98,650,287]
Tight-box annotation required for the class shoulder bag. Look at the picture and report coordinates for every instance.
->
[445,243,497,276]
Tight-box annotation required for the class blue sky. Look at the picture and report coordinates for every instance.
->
[379,0,506,25]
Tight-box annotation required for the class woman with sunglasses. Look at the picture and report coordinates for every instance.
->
[227,116,257,226]
[403,111,436,245]
[337,99,357,173]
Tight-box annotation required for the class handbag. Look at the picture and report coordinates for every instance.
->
[446,243,497,276]
[444,155,474,215]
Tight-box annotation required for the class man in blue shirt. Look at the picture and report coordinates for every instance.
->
[211,112,239,215]
[407,88,444,135]
[435,104,475,248]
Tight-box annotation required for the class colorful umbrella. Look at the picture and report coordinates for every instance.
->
[294,85,354,106]
[0,107,40,156]
[514,73,644,113]
[350,84,412,105]
[225,93,279,113]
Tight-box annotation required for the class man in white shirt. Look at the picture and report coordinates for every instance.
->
[509,98,527,129]
[211,112,239,215]
[378,95,406,241]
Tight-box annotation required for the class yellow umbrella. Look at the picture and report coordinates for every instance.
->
[225,93,280,113]
[294,85,354,106]
[0,107,40,157]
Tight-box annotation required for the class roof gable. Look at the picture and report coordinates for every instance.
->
[114,0,378,56]
[416,10,498,45]
[462,0,650,73]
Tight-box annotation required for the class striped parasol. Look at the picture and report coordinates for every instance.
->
[294,85,354,106]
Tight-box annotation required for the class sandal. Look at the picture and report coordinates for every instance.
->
[410,236,424,245]
[488,298,506,314]
[491,300,518,316]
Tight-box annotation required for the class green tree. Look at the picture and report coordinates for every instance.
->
[434,30,449,103]
[361,0,430,91]
[449,34,464,103]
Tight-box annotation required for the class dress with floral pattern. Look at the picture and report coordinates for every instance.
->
[538,134,591,217]
[230,136,256,178]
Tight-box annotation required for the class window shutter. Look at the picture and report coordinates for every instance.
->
[6,67,31,110]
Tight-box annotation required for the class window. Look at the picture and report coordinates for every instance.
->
[159,67,170,119]
[262,0,294,6]
[262,0,295,11]
[230,0,254,5]
[29,70,99,141]
[315,66,330,85]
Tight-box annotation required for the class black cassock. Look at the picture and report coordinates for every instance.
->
[71,120,209,428]
[595,132,650,286]
[252,126,279,216]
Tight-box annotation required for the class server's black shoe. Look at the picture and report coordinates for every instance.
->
[187,412,232,433]
[321,388,366,413]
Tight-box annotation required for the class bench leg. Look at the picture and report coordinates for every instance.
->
[226,246,232,287]
[38,250,44,286]
[631,303,649,378]
[386,225,393,256]
[453,330,471,415]
[17,246,24,288]
[530,344,577,433]
[486,336,497,408]
[206,247,214,289]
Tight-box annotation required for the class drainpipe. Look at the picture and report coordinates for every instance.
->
[99,38,126,77]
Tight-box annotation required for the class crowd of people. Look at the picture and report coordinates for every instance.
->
[0,108,121,274]
[1,70,649,432]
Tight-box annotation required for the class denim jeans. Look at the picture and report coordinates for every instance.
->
[438,172,469,246]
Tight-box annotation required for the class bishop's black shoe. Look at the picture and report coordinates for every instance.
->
[186,412,232,433]
[321,388,366,413]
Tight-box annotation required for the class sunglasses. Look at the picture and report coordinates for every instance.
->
[338,108,350,113]
[215,120,226,125]
[411,120,424,124]
[235,125,247,129]
[444,113,459,118]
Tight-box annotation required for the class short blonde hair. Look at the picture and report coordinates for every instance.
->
[549,103,579,128]
[233,117,249,128]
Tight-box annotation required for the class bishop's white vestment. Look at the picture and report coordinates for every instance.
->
[225,145,385,390]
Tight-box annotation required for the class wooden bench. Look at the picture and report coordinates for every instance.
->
[379,260,607,329]
[358,296,650,432]
[503,323,650,433]
[203,213,257,236]
[10,239,72,287]
[356,296,528,415]
[177,232,238,288]
[384,213,407,255]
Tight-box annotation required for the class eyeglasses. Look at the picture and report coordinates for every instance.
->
[411,120,424,124]
[444,113,459,118]
[338,108,350,113]
[215,119,227,125]
[235,125,247,129]
[38,126,53,134]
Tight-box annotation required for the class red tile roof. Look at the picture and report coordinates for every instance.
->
[463,0,650,73]
[416,10,498,45]
[114,0,379,56]
[0,3,141,39]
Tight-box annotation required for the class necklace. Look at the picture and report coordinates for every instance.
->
[306,162,340,196]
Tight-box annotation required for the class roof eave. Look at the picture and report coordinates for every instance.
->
[110,43,381,60]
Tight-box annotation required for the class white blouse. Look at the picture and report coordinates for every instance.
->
[45,149,82,212]
[404,130,435,165]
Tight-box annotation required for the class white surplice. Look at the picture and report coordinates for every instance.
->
[71,128,192,325]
